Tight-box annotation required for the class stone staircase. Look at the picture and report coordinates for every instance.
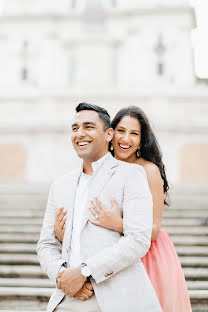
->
[0,183,208,311]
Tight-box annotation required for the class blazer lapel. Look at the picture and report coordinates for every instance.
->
[62,169,82,261]
[80,154,118,232]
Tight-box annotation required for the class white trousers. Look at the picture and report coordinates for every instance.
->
[55,295,102,312]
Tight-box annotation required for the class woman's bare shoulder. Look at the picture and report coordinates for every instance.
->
[136,158,161,179]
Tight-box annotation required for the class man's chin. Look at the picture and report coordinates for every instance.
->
[76,150,91,160]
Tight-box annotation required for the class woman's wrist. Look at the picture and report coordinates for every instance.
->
[113,217,123,234]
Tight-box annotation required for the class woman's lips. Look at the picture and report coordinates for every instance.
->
[118,143,131,151]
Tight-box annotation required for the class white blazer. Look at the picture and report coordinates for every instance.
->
[37,153,162,312]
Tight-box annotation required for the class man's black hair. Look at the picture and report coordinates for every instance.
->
[76,102,111,131]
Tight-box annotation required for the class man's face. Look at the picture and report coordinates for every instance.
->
[71,110,112,161]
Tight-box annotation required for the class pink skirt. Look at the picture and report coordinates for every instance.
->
[142,230,192,312]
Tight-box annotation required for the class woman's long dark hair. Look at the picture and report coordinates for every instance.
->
[111,106,169,206]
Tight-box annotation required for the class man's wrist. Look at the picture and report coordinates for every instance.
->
[81,263,92,281]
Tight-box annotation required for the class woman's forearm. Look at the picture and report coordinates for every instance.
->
[151,224,160,241]
[113,217,123,234]
[114,220,160,240]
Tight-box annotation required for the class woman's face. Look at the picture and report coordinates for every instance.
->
[112,115,141,163]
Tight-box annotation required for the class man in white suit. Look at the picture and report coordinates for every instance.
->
[37,102,162,312]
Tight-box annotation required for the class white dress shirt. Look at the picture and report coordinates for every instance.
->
[69,152,109,268]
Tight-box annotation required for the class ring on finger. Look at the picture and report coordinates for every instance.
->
[95,215,98,219]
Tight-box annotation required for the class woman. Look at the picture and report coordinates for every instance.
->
[55,106,192,312]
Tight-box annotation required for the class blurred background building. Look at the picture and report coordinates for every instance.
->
[0,0,207,186]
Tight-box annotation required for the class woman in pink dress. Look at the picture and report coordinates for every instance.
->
[55,106,192,312]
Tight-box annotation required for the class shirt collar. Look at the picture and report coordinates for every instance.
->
[92,152,110,173]
[80,152,110,175]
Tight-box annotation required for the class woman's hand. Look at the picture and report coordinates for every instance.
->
[74,281,94,301]
[54,207,67,242]
[88,196,123,234]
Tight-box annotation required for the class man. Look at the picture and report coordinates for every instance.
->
[37,102,162,312]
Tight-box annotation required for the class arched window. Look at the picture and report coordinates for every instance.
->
[21,67,28,81]
[112,0,117,8]
[154,34,166,76]
[71,0,76,9]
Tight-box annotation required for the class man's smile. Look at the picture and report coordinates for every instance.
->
[77,141,92,147]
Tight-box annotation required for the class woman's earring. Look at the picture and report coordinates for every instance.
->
[136,148,141,158]
[110,144,114,151]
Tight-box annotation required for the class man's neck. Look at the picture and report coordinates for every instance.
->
[83,161,93,176]
[83,151,108,176]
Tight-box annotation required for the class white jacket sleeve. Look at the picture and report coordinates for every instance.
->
[36,184,66,283]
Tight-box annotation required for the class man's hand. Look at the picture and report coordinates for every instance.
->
[54,207,67,242]
[56,267,86,297]
[75,281,94,301]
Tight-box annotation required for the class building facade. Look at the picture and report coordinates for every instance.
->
[0,0,207,187]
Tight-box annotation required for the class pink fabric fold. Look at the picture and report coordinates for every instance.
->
[142,230,192,312]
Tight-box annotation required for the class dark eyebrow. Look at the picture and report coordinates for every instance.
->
[72,123,78,128]
[83,122,96,126]
[117,126,140,133]
[71,121,96,128]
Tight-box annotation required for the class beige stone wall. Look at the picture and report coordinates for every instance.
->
[180,144,208,182]
[0,144,27,180]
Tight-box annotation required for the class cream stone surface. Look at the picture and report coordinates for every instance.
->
[0,144,26,179]
[180,144,208,183]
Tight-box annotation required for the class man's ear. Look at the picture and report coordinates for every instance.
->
[106,128,114,142]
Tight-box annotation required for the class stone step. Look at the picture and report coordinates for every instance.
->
[0,265,207,281]
[1,233,207,246]
[0,219,43,225]
[0,265,47,278]
[0,278,54,288]
[1,286,208,300]
[0,211,44,217]
[0,286,52,298]
[0,243,37,254]
[163,210,208,218]
[162,219,206,226]
[0,199,47,210]
[0,278,207,290]
[0,299,47,311]
[0,254,39,265]
[1,243,208,257]
[1,253,208,269]
[0,208,207,217]
[0,217,206,226]
[176,246,208,257]
[170,198,208,210]
[180,256,208,268]
[192,306,208,312]
[0,234,40,243]
[0,310,45,312]
[0,204,207,211]
[0,287,207,304]
[163,226,208,236]
[187,281,208,290]
[0,225,41,233]
[0,182,49,193]
[171,236,208,246]
[183,268,208,280]
[1,225,208,236]
[189,290,208,304]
